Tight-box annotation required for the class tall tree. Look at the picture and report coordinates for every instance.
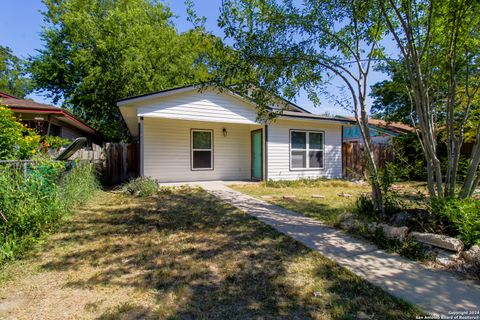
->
[0,46,31,98]
[370,61,413,124]
[30,0,213,140]
[217,0,387,211]
[380,0,480,198]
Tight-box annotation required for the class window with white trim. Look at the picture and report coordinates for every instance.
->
[290,130,324,169]
[191,130,213,170]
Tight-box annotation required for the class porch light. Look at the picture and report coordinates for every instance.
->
[34,116,44,121]
[222,128,228,137]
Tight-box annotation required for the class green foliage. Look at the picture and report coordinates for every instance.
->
[0,161,99,261]
[216,0,387,118]
[120,177,158,197]
[43,135,70,150]
[354,196,431,261]
[430,198,480,247]
[380,0,480,199]
[366,226,429,261]
[370,62,413,124]
[0,106,40,160]
[0,46,32,98]
[355,195,376,218]
[30,0,216,140]
[355,162,407,217]
[356,179,480,248]
[392,131,474,183]
[61,162,99,206]
[390,133,427,181]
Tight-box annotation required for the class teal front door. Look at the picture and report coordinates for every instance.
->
[251,129,263,180]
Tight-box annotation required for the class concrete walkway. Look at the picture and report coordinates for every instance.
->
[183,181,480,316]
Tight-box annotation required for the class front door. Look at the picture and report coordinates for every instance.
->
[251,129,263,180]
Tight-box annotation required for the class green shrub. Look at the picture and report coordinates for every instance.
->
[355,194,375,217]
[0,160,99,262]
[120,177,158,197]
[0,106,41,160]
[430,198,480,247]
[43,135,70,151]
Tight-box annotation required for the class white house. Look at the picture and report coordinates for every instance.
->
[118,85,354,182]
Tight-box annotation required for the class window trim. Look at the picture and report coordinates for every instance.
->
[289,129,325,171]
[190,129,214,171]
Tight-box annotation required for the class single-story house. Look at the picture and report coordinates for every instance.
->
[0,91,102,145]
[118,85,354,182]
[342,117,414,145]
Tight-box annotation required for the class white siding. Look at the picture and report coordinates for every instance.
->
[137,89,258,125]
[267,119,343,180]
[143,117,260,182]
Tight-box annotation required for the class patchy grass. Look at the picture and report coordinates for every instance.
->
[0,187,420,319]
[231,179,368,226]
[229,180,443,263]
[230,180,432,226]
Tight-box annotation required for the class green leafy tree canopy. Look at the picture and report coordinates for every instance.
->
[0,46,31,98]
[31,0,215,140]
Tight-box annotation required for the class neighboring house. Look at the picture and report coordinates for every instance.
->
[0,91,102,145]
[342,117,414,145]
[118,85,354,182]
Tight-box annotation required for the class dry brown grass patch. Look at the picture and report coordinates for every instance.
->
[0,187,420,319]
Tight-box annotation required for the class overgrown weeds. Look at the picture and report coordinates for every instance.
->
[0,161,99,262]
[265,178,353,189]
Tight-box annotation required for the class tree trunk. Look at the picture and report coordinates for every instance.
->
[355,106,384,213]
[461,130,480,197]
[471,173,480,197]
[411,79,444,198]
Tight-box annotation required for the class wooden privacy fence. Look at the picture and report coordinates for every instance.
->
[104,143,139,185]
[343,142,394,179]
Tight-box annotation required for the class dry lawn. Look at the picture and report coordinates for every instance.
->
[230,180,431,226]
[230,180,368,225]
[0,187,420,319]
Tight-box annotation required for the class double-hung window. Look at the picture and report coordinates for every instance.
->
[191,129,213,170]
[290,130,324,169]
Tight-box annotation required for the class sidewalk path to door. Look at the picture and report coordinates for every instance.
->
[186,181,480,316]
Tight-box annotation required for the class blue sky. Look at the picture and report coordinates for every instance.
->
[0,0,389,116]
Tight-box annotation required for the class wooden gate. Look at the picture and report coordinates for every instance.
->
[104,143,139,185]
[343,142,394,179]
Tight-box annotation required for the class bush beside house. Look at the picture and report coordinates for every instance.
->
[0,106,40,160]
[0,105,99,262]
[341,188,480,277]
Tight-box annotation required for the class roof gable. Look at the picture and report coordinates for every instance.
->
[119,87,260,136]
[117,84,310,114]
[118,85,354,137]
[0,95,99,136]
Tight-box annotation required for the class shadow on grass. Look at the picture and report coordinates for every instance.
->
[274,199,351,226]
[39,188,417,319]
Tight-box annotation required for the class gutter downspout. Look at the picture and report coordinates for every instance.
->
[139,117,144,177]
